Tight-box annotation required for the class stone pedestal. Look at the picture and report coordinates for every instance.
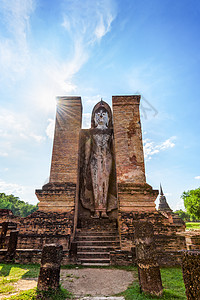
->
[37,244,63,291]
[117,183,158,212]
[36,183,76,213]
[181,250,200,300]
[134,221,163,297]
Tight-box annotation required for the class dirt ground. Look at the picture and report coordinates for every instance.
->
[0,268,135,299]
[60,268,135,296]
[0,278,37,299]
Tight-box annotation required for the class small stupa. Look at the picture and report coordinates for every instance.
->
[158,184,173,212]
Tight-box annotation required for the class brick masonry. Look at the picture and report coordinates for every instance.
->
[181,250,200,299]
[118,211,186,266]
[112,95,157,212]
[0,95,190,266]
[37,244,63,291]
[0,210,74,251]
[36,97,82,212]
[112,95,146,184]
[50,97,82,183]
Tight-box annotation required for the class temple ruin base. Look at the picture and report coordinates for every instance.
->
[0,208,186,266]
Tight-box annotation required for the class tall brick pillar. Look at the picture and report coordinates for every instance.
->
[112,95,157,212]
[36,97,82,212]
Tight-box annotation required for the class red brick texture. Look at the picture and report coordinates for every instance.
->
[112,95,157,212]
[37,97,82,212]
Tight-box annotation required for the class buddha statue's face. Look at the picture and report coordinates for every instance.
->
[94,108,109,129]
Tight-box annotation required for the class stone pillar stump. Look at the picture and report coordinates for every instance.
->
[134,220,163,297]
[6,230,18,260]
[37,244,63,291]
[0,222,8,248]
[181,250,200,300]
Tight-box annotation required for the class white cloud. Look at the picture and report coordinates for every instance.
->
[0,0,35,81]
[194,176,200,180]
[0,179,37,204]
[0,108,45,156]
[94,12,114,39]
[144,136,176,160]
[0,179,25,195]
[83,95,102,105]
[82,113,91,129]
[0,0,116,115]
[174,199,185,211]
[61,0,116,43]
[29,133,45,143]
[0,152,8,157]
[46,119,55,140]
[30,1,116,113]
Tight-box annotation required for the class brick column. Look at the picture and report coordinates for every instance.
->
[112,95,145,183]
[50,96,82,183]
[112,95,157,212]
[36,97,82,212]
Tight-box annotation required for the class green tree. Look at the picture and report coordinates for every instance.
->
[181,187,200,220]
[0,193,38,217]
[174,209,191,221]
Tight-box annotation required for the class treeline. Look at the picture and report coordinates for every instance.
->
[174,210,195,222]
[174,187,200,222]
[0,193,38,217]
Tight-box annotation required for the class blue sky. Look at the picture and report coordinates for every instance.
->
[0,0,200,210]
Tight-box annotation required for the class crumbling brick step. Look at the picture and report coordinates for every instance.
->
[79,258,110,264]
[75,228,120,265]
[76,235,119,241]
[77,241,120,246]
[81,262,110,266]
[78,246,119,252]
[76,231,118,236]
[77,252,110,258]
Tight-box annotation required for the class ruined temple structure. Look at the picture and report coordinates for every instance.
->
[0,95,186,265]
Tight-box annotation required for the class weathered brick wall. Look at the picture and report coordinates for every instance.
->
[110,249,135,266]
[0,210,74,251]
[112,95,157,212]
[118,211,186,266]
[37,97,82,213]
[17,234,70,251]
[185,230,200,250]
[49,97,82,183]
[36,183,76,212]
[112,95,145,183]
[0,249,70,265]
[117,183,157,212]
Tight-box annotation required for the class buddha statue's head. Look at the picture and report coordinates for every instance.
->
[91,100,113,129]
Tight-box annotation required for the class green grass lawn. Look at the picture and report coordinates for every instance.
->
[115,266,186,300]
[0,263,186,299]
[0,263,40,299]
[186,222,200,229]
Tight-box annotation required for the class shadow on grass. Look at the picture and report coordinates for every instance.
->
[0,263,40,279]
[0,264,12,277]
[21,264,40,279]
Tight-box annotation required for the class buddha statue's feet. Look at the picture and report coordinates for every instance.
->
[92,212,100,218]
[101,212,109,218]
